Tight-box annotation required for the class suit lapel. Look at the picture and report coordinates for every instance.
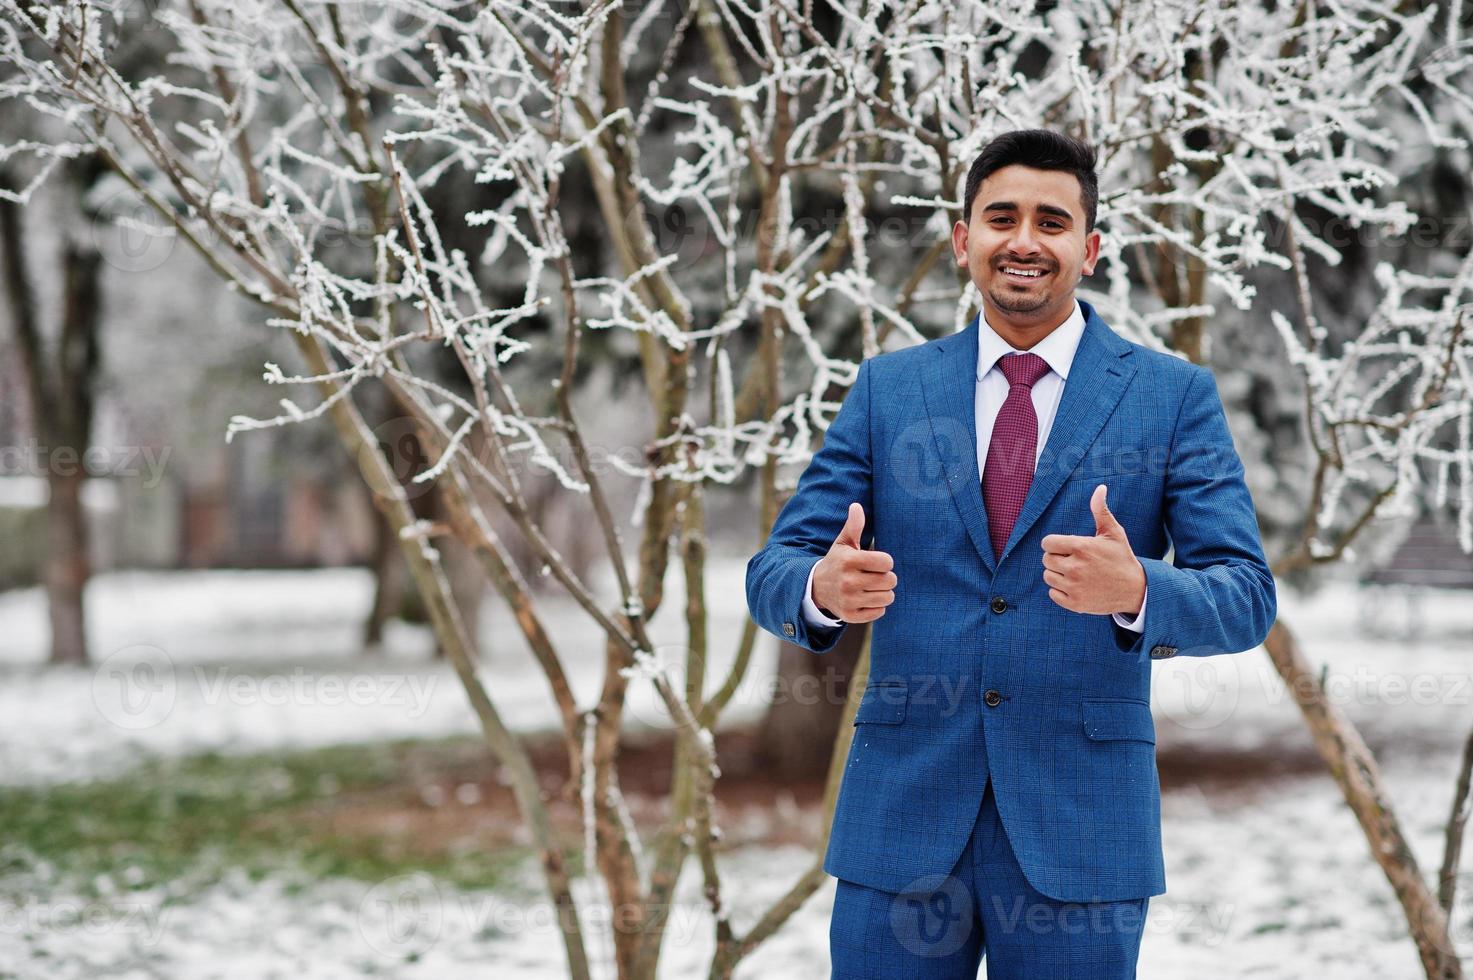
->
[921,316,998,577]
[997,304,1136,563]
[921,302,1138,572]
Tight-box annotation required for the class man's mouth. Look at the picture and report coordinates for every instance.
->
[999,265,1050,283]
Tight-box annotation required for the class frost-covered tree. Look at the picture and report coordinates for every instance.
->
[3,1,1472,976]
[0,145,106,666]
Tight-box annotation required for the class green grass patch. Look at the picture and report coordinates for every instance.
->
[0,737,538,898]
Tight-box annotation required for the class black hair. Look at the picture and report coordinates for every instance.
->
[962,129,1098,231]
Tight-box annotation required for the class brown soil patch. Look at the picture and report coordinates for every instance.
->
[265,727,1366,864]
[266,729,830,863]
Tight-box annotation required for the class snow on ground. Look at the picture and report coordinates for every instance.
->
[0,560,781,785]
[0,563,1471,976]
[1,756,1469,978]
[1,561,1469,786]
[1151,574,1473,756]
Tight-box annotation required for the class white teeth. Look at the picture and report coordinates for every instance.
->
[1003,267,1045,278]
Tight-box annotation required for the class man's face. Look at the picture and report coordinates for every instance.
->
[951,164,1101,342]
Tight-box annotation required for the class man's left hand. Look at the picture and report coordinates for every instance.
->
[1040,485,1146,616]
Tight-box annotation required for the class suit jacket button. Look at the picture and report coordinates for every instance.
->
[990,596,1008,614]
[984,689,1002,707]
[1150,644,1177,659]
[782,622,796,637]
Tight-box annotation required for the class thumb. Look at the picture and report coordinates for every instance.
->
[834,502,865,550]
[1091,484,1123,537]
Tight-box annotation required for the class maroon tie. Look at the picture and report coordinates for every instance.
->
[983,352,1051,558]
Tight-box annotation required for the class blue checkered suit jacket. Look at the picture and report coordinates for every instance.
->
[745,301,1276,902]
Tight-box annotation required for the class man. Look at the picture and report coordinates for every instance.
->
[744,129,1276,978]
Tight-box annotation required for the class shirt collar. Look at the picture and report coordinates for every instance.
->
[976,300,1086,383]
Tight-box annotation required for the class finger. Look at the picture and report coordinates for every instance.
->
[1047,587,1074,609]
[857,571,898,591]
[1041,552,1068,573]
[1091,484,1124,537]
[847,606,887,623]
[842,571,891,593]
[1041,533,1091,554]
[849,549,894,573]
[834,502,865,549]
[1042,569,1068,590]
[845,591,896,617]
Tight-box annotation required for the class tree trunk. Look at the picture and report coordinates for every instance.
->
[0,155,104,666]
[1264,619,1463,979]
[756,622,867,782]
[362,504,401,650]
[437,531,484,657]
[46,155,104,666]
[43,465,89,665]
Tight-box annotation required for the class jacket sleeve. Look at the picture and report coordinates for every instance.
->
[745,357,876,654]
[1115,365,1277,660]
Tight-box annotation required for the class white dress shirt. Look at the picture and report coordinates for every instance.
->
[801,300,1148,632]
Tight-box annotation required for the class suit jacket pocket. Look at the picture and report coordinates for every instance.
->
[854,681,908,725]
[1082,698,1155,743]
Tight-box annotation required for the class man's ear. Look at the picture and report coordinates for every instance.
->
[1080,227,1102,277]
[951,219,969,267]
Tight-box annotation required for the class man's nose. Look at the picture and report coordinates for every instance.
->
[1007,222,1042,256]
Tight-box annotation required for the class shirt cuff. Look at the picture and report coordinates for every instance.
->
[801,559,844,628]
[1111,585,1147,633]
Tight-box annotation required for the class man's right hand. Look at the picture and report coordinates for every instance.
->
[810,503,897,623]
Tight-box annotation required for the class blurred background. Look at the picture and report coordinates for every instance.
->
[2,1,1473,978]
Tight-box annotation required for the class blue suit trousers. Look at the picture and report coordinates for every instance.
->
[830,776,1149,979]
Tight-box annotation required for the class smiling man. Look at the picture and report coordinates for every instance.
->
[745,130,1276,978]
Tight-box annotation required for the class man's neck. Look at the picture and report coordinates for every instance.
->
[982,298,1078,351]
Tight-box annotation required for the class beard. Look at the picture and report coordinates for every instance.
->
[986,283,1053,314]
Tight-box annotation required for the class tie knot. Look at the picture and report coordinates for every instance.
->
[996,352,1050,389]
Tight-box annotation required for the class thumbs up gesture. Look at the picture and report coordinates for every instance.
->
[1040,485,1147,616]
[810,503,897,623]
